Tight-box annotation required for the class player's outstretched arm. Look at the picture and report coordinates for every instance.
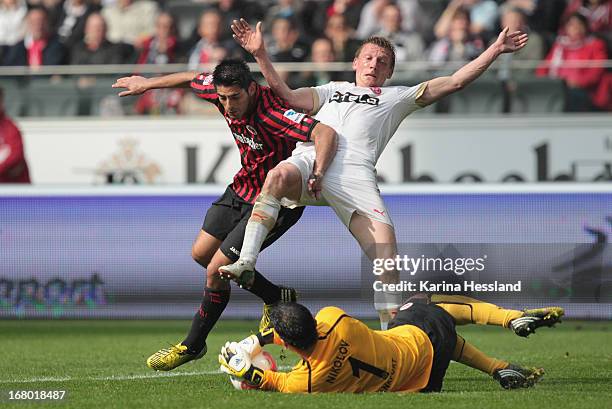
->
[231,18,315,112]
[112,71,199,97]
[418,27,528,106]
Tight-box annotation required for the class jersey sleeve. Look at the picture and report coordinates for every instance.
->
[259,94,319,142]
[260,362,311,393]
[190,73,218,104]
[310,82,337,115]
[397,82,428,114]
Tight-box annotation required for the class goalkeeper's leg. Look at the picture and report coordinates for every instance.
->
[453,335,544,389]
[431,294,564,337]
[453,334,508,375]
[431,294,523,328]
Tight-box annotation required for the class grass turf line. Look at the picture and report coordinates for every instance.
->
[1,320,610,409]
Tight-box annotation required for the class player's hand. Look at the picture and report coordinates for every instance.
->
[112,76,149,97]
[219,342,265,386]
[307,173,323,200]
[231,18,265,57]
[494,27,528,54]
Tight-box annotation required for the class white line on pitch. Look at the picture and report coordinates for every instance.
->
[1,365,293,384]
[0,371,219,384]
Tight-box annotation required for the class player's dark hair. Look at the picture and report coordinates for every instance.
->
[270,303,318,350]
[212,59,254,90]
[355,36,396,72]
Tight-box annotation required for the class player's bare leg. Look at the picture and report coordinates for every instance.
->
[219,163,303,285]
[349,213,401,330]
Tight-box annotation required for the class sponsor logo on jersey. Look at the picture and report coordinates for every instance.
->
[283,109,306,123]
[233,132,263,150]
[229,247,240,256]
[370,87,382,95]
[246,125,258,135]
[329,91,379,106]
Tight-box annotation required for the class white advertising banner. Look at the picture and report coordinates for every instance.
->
[19,116,612,185]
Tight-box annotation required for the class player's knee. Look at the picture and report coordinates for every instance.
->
[264,167,290,193]
[191,245,211,267]
[205,263,226,284]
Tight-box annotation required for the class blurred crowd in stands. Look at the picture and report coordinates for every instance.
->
[0,0,610,112]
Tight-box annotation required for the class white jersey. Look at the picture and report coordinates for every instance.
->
[293,81,427,180]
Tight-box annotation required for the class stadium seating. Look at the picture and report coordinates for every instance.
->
[444,76,505,114]
[76,76,127,116]
[0,78,27,117]
[510,78,566,114]
[23,78,79,117]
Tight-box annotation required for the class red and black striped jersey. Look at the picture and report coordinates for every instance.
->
[191,73,319,203]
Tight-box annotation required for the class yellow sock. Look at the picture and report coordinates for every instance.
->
[431,294,523,328]
[453,335,508,375]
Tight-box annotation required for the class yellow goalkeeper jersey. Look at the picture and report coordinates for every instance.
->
[260,306,433,393]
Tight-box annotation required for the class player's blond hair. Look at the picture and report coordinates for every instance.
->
[354,36,396,73]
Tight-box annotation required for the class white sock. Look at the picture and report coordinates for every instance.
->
[375,289,402,330]
[374,289,402,312]
[240,194,281,263]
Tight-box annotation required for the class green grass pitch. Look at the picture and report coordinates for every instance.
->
[1,319,611,409]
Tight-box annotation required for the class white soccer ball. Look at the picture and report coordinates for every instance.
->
[229,350,277,390]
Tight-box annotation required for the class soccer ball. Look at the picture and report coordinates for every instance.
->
[229,350,277,390]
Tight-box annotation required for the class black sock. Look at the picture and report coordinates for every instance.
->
[246,270,281,304]
[183,287,230,354]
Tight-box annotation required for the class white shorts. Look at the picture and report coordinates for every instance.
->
[279,150,394,228]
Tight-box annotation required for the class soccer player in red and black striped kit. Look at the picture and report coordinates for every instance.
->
[112,60,337,370]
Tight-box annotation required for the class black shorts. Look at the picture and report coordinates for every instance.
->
[388,301,457,392]
[202,186,305,262]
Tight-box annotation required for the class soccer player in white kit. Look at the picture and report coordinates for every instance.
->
[221,19,529,329]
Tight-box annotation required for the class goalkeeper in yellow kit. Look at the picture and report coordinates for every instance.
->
[219,294,564,393]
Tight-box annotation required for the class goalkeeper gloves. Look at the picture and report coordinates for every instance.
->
[237,328,275,356]
[219,342,265,386]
